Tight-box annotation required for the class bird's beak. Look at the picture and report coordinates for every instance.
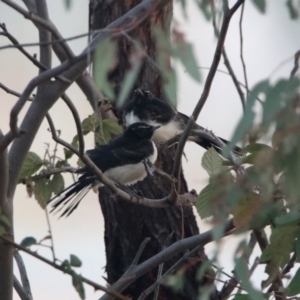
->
[153,125,161,131]
[135,88,144,96]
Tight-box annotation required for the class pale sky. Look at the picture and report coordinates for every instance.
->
[0,1,300,299]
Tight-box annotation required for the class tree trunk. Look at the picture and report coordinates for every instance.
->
[90,1,214,298]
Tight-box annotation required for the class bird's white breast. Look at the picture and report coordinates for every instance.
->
[103,141,157,186]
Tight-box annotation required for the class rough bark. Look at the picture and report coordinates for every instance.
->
[90,1,213,299]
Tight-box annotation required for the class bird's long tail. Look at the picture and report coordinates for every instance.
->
[177,112,241,154]
[48,174,95,217]
[192,128,242,155]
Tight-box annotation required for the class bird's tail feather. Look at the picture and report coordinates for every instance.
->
[177,112,241,155]
[191,128,242,155]
[48,175,94,217]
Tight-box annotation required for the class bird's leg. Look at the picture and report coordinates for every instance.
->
[116,183,141,201]
[143,159,155,177]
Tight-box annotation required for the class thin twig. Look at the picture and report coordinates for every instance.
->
[170,0,245,204]
[290,50,300,79]
[211,0,246,111]
[0,24,69,83]
[153,232,174,300]
[2,0,72,59]
[0,236,129,300]
[138,245,201,300]
[239,1,249,98]
[131,238,151,266]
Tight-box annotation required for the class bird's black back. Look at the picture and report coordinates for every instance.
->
[123,90,175,125]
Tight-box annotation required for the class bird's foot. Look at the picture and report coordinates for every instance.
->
[116,183,142,202]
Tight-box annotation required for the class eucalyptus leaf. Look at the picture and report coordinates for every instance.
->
[0,214,11,227]
[287,267,300,296]
[251,0,266,13]
[94,39,116,99]
[0,225,6,236]
[235,257,265,300]
[173,40,201,82]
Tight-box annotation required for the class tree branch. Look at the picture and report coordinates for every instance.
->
[0,130,13,300]
[0,236,128,300]
[13,275,32,300]
[239,1,249,99]
[99,219,235,300]
[14,251,32,300]
[138,246,202,300]
[211,0,245,110]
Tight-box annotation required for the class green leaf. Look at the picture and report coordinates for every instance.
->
[61,260,72,272]
[286,0,299,19]
[287,266,300,296]
[96,118,123,145]
[173,39,201,82]
[0,225,6,236]
[295,229,300,262]
[201,147,222,176]
[162,69,177,106]
[154,27,177,106]
[263,78,300,128]
[20,236,37,248]
[50,173,65,195]
[163,273,185,292]
[261,225,299,286]
[231,194,262,229]
[64,0,72,10]
[196,260,212,281]
[276,208,300,226]
[251,0,266,13]
[34,178,52,208]
[235,257,265,300]
[117,56,142,106]
[66,135,79,159]
[243,143,273,154]
[72,273,85,300]
[224,80,270,157]
[94,39,116,99]
[0,214,11,227]
[234,295,252,300]
[70,254,82,267]
[102,119,123,136]
[19,152,43,179]
[196,0,212,21]
[196,183,216,219]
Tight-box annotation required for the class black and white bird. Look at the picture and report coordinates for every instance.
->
[123,88,240,153]
[49,122,159,216]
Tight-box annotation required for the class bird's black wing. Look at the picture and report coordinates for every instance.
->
[85,139,154,171]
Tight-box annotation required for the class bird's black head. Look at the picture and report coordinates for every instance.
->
[125,122,160,139]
